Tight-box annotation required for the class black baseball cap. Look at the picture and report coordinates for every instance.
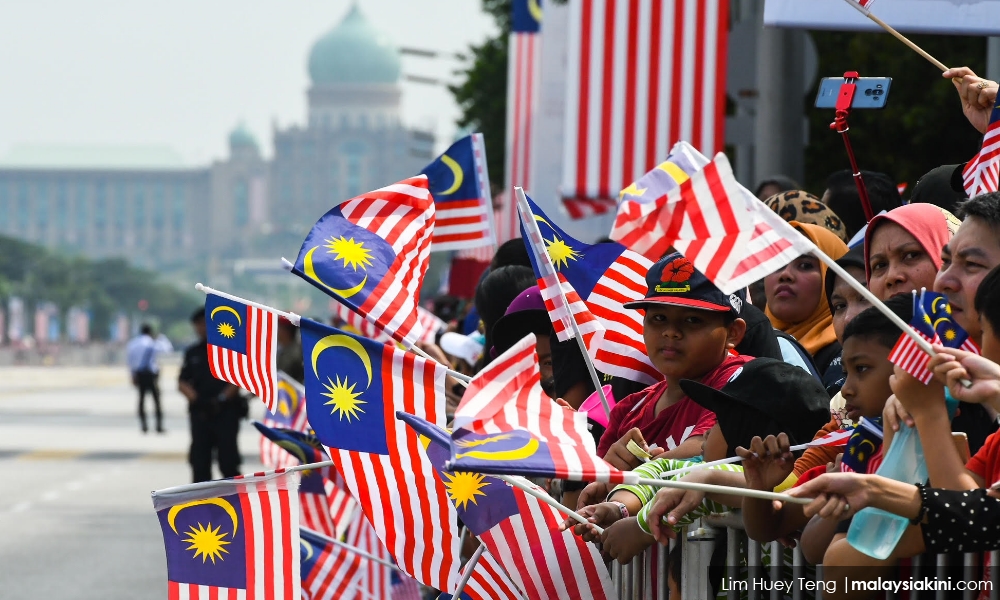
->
[679,358,830,457]
[623,252,746,316]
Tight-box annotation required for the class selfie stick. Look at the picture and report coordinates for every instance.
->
[829,71,875,223]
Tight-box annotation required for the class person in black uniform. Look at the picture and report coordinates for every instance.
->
[178,308,245,483]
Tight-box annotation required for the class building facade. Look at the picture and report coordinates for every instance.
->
[0,4,434,281]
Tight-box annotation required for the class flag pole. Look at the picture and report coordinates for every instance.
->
[195,283,301,326]
[452,544,486,599]
[493,473,605,535]
[515,187,612,419]
[153,461,335,496]
[196,282,471,383]
[654,441,823,479]
[301,526,402,571]
[840,0,948,72]
[634,477,813,506]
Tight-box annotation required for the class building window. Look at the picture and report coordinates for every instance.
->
[36,184,49,230]
[94,182,107,227]
[234,180,249,227]
[152,183,165,232]
[57,183,69,231]
[17,182,29,231]
[173,185,185,232]
[134,187,145,229]
[76,184,89,233]
[0,183,8,232]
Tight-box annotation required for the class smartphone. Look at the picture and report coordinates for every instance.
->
[814,77,892,109]
[953,432,971,464]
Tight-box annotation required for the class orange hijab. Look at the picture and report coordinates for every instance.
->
[765,222,849,356]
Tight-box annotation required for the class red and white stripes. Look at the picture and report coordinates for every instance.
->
[236,472,301,600]
[481,479,616,600]
[461,550,526,600]
[501,29,542,243]
[324,349,461,592]
[301,528,364,600]
[561,0,729,204]
[208,305,278,413]
[963,101,1000,197]
[888,331,937,384]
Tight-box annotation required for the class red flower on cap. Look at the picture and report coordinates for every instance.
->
[661,257,694,283]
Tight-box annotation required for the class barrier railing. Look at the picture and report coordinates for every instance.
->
[608,512,1000,600]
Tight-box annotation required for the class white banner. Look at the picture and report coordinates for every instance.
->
[764,0,1000,36]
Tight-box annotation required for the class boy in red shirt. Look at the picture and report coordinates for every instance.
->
[595,252,749,469]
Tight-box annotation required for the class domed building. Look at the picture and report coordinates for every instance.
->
[0,3,434,284]
[270,3,435,232]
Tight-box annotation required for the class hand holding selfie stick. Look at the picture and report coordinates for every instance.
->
[840,0,949,73]
[829,71,875,223]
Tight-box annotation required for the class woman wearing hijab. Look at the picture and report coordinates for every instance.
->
[764,222,850,377]
[763,190,849,242]
[864,203,960,301]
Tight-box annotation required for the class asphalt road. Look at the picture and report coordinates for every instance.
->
[0,364,265,600]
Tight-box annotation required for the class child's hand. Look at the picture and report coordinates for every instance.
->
[600,517,654,564]
[603,428,653,470]
[890,365,945,416]
[575,482,612,510]
[883,394,914,432]
[646,487,705,545]
[560,502,621,542]
[929,345,1000,405]
[737,434,795,493]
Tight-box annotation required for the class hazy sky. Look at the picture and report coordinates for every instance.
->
[0,1,497,164]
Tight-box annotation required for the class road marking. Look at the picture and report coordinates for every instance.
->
[19,450,85,461]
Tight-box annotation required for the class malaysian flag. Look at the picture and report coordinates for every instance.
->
[299,318,462,592]
[612,152,813,294]
[204,293,279,413]
[840,417,884,474]
[331,301,395,346]
[519,193,660,384]
[439,549,526,600]
[422,133,496,252]
[564,139,707,220]
[251,422,344,539]
[345,515,393,600]
[445,334,633,484]
[500,0,544,243]
[259,373,309,469]
[289,176,435,348]
[963,96,1000,197]
[889,289,978,383]
[402,414,616,600]
[561,0,729,208]
[300,527,364,600]
[152,470,301,600]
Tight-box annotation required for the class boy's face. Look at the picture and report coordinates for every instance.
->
[829,266,870,343]
[701,423,727,462]
[535,334,554,395]
[935,217,1000,343]
[980,318,1000,365]
[840,336,894,421]
[642,305,744,379]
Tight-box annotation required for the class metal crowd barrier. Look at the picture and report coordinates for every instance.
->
[608,512,1000,600]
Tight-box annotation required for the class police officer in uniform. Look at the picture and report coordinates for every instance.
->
[178,308,246,482]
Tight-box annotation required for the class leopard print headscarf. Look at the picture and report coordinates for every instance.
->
[764,190,848,242]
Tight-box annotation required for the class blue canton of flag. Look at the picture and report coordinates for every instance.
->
[512,0,542,33]
[157,492,249,589]
[421,134,495,252]
[252,422,328,493]
[300,319,390,455]
[924,291,979,353]
[840,417,883,474]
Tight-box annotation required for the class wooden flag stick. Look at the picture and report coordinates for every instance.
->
[655,442,822,479]
[841,0,949,72]
[154,460,336,496]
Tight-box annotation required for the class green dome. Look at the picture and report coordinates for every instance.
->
[308,4,401,85]
[229,123,258,148]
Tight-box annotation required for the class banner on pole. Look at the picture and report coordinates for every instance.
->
[764,0,1000,35]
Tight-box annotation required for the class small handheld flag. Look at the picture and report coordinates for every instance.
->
[840,417,884,474]
[205,293,279,412]
[259,372,310,469]
[964,95,1000,197]
[300,527,364,600]
[399,412,616,600]
[421,133,496,252]
[299,317,462,592]
[152,470,301,600]
[889,290,978,384]
[288,176,435,348]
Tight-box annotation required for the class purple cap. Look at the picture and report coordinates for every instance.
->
[492,286,553,354]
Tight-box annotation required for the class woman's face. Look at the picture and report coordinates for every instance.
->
[829,266,871,342]
[867,222,939,301]
[764,255,824,325]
